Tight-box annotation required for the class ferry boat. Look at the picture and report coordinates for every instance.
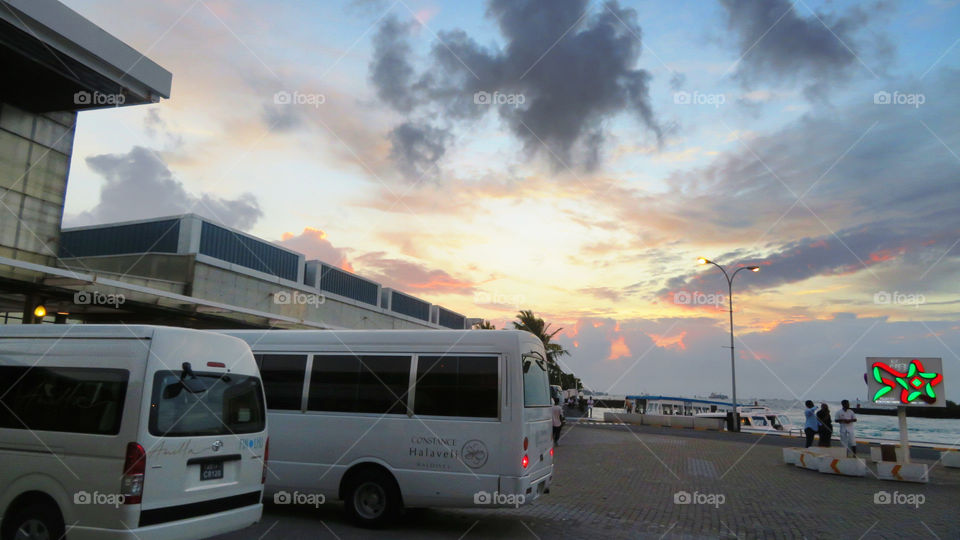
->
[626,395,800,435]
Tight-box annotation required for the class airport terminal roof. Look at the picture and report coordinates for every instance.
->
[0,0,171,112]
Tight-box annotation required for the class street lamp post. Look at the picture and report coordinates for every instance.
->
[697,258,759,429]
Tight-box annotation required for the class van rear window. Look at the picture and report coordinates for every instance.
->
[522,354,551,407]
[0,366,128,435]
[149,371,265,436]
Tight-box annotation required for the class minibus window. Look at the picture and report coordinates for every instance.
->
[0,366,128,435]
[254,354,308,410]
[150,371,265,436]
[308,355,410,414]
[414,356,498,418]
[522,353,551,407]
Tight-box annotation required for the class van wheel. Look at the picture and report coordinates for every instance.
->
[3,503,64,540]
[343,469,402,528]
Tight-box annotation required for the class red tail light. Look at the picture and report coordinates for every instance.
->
[121,442,146,504]
[261,438,269,484]
[549,447,554,457]
[521,454,529,468]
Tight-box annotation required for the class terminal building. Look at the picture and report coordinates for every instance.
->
[0,0,471,330]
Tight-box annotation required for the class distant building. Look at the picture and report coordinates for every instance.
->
[56,214,468,329]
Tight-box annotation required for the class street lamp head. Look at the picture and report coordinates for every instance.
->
[697,257,710,265]
[748,266,760,272]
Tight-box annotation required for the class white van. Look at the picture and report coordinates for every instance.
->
[0,325,268,540]
[217,329,554,527]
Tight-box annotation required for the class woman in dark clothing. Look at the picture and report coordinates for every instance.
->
[817,403,833,447]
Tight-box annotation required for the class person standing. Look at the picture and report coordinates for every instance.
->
[551,398,563,446]
[817,403,833,447]
[835,399,858,456]
[587,396,594,417]
[803,400,818,448]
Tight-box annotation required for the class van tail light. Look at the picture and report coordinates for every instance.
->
[261,438,269,484]
[549,447,554,458]
[121,442,146,504]
[521,454,529,469]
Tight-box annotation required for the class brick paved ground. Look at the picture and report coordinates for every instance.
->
[213,422,960,540]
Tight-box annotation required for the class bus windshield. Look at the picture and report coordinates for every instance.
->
[522,352,551,407]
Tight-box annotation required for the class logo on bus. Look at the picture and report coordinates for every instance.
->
[461,440,488,469]
[212,440,223,452]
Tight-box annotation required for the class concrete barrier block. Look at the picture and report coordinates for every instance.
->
[783,448,800,465]
[877,462,929,483]
[796,451,823,471]
[940,451,960,468]
[818,457,867,476]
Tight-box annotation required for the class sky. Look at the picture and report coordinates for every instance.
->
[59,0,960,403]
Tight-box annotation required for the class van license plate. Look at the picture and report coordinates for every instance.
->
[200,462,223,481]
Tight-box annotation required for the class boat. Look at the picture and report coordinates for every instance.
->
[627,395,736,416]
[626,395,800,435]
[732,405,801,435]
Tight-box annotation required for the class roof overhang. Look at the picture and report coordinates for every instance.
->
[0,0,172,112]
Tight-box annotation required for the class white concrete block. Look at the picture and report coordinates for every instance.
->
[877,462,929,483]
[818,457,867,476]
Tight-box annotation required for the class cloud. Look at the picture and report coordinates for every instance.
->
[608,334,632,360]
[143,109,183,149]
[66,146,262,230]
[719,0,889,98]
[352,251,477,294]
[278,227,353,271]
[388,122,452,180]
[369,15,420,113]
[368,0,662,175]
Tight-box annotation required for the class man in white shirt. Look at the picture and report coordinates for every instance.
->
[835,399,857,456]
[587,396,594,417]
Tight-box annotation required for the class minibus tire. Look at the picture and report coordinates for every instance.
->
[3,502,64,540]
[343,468,402,528]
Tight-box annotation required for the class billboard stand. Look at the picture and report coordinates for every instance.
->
[866,356,945,464]
[897,406,910,464]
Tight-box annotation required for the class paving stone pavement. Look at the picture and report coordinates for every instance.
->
[213,422,960,540]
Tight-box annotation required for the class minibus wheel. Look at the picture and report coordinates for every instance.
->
[343,468,402,528]
[3,502,64,540]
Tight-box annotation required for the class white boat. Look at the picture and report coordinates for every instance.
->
[732,405,800,435]
[626,395,800,435]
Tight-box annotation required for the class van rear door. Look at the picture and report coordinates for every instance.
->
[520,350,553,496]
[137,333,266,526]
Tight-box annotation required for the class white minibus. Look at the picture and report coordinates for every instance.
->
[217,329,554,527]
[0,325,268,540]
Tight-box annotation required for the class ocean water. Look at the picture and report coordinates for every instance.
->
[587,406,960,446]
[780,409,960,446]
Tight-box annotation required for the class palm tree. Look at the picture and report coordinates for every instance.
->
[513,310,569,384]
[473,320,496,330]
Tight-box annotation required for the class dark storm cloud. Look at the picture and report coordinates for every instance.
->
[67,146,262,231]
[719,0,888,98]
[388,122,452,180]
[368,0,662,176]
[370,15,420,113]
